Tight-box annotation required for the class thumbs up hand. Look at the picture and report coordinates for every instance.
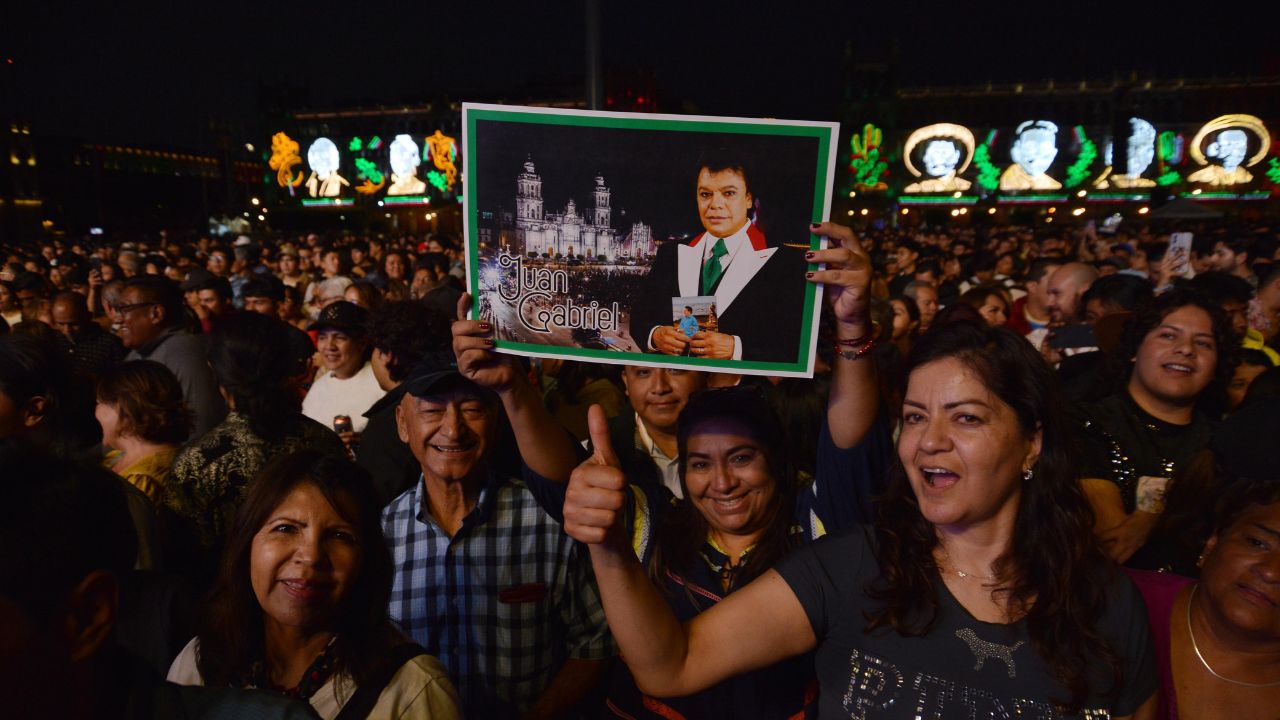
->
[564,404,630,550]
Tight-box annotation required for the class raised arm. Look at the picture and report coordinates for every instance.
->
[564,406,816,697]
[453,293,581,483]
[808,222,878,448]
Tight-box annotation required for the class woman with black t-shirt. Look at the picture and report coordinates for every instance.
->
[566,232,1157,718]
[1077,288,1237,572]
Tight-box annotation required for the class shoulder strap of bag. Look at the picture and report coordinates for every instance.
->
[332,643,428,720]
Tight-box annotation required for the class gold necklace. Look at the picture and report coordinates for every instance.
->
[1187,584,1280,688]
[936,545,996,582]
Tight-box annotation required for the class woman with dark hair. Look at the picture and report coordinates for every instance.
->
[96,359,192,505]
[1127,478,1280,718]
[0,332,99,458]
[167,312,345,551]
[1077,287,1239,570]
[382,251,408,284]
[959,283,1011,327]
[567,246,1157,716]
[888,295,921,357]
[167,450,460,719]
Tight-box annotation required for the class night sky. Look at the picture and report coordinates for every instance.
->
[5,1,1277,151]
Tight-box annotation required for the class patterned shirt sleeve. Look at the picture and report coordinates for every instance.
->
[558,541,617,661]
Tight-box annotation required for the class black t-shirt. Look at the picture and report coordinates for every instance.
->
[1074,392,1214,512]
[775,527,1156,719]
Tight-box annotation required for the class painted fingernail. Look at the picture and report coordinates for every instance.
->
[479,322,491,331]
[810,223,821,229]
[484,337,495,345]
[806,272,815,279]
[805,251,815,260]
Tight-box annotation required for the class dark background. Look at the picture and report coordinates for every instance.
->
[5,1,1277,150]
[472,118,824,242]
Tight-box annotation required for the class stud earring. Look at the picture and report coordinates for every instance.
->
[1022,468,1034,481]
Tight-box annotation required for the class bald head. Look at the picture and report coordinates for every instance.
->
[1045,263,1099,324]
[50,292,90,341]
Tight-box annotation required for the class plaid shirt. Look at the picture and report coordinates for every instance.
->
[383,471,614,717]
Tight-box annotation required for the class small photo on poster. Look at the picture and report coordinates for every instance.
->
[463,103,839,377]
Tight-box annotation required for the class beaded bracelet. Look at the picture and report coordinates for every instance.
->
[833,337,876,361]
[833,322,879,347]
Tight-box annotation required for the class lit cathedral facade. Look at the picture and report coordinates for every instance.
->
[510,158,654,261]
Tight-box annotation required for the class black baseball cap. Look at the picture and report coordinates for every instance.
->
[179,268,214,292]
[308,300,369,334]
[398,353,487,400]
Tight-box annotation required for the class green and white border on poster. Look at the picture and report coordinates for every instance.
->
[463,102,839,378]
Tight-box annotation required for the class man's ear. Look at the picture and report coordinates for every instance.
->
[22,396,47,429]
[147,303,165,326]
[63,570,118,664]
[395,399,410,443]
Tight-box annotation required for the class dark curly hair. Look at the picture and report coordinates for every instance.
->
[864,320,1121,711]
[366,301,453,383]
[198,449,398,696]
[207,312,300,441]
[95,360,193,445]
[1111,286,1239,393]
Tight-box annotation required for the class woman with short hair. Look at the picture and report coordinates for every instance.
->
[96,359,192,505]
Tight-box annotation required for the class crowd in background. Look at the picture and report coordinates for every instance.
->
[2,215,1280,719]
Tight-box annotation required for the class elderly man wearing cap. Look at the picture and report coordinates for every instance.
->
[301,301,386,451]
[382,294,613,718]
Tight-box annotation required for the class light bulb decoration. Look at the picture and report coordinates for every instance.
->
[1064,126,1097,189]
[1188,114,1271,186]
[902,123,975,193]
[425,130,459,191]
[354,158,386,195]
[849,123,888,192]
[268,132,304,190]
[972,130,1001,192]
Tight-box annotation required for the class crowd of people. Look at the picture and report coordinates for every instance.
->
[1,212,1279,720]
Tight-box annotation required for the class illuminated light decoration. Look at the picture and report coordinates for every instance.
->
[972,130,1001,191]
[848,123,888,192]
[996,194,1069,205]
[1265,157,1280,185]
[305,138,350,198]
[898,195,978,205]
[367,136,383,151]
[1187,114,1271,186]
[386,134,427,196]
[847,209,855,216]
[300,198,355,207]
[988,208,996,214]
[860,208,869,216]
[424,130,460,191]
[1064,126,1097,189]
[1095,118,1157,189]
[382,195,431,206]
[1000,120,1062,191]
[1182,190,1270,201]
[427,170,449,192]
[902,123,976,193]
[901,208,910,215]
[1156,131,1185,187]
[1138,207,1149,214]
[353,158,386,195]
[1087,192,1150,203]
[348,137,364,152]
[1072,208,1086,216]
[268,132,304,189]
[1192,188,1203,196]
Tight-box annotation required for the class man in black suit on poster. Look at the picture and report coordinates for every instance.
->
[629,152,808,363]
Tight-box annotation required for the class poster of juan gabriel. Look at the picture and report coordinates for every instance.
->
[462,103,839,377]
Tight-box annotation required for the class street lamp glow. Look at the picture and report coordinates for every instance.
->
[251,197,260,206]
[1076,189,1087,198]
[860,208,869,216]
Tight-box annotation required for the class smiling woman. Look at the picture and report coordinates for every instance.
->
[166,450,461,719]
[1077,288,1239,572]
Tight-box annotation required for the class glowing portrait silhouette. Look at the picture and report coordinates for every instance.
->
[1096,118,1157,189]
[387,134,426,196]
[903,123,974,193]
[1000,120,1061,191]
[305,138,350,198]
[1188,114,1271,186]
